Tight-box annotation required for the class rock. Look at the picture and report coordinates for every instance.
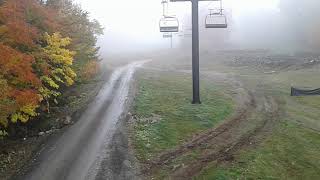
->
[38,132,45,136]
[64,116,73,125]
[123,160,131,167]
[45,130,53,134]
[172,164,181,171]
[150,119,157,124]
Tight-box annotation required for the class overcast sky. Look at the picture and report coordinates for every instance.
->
[73,0,320,55]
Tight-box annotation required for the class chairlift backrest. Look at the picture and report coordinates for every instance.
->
[205,1,228,29]
[159,16,179,32]
[205,14,227,28]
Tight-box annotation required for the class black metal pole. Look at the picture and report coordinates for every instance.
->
[191,0,201,104]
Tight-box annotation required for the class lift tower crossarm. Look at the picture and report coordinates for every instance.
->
[169,0,221,104]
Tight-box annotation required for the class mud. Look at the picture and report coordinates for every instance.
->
[15,61,147,180]
[94,114,140,180]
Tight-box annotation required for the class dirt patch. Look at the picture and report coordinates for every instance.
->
[94,114,140,180]
[94,71,142,180]
[224,52,320,72]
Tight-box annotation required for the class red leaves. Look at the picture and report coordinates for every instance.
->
[0,0,37,47]
[0,0,64,127]
[0,43,40,126]
[0,43,40,87]
[0,0,60,48]
[11,89,40,107]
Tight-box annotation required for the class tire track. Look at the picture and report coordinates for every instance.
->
[140,71,281,179]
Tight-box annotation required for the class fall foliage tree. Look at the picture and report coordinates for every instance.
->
[39,32,76,112]
[0,43,40,127]
[0,0,59,49]
[0,0,102,135]
[46,0,103,78]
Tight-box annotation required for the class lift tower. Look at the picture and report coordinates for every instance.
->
[170,0,224,104]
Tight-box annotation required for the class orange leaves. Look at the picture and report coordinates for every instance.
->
[0,0,59,48]
[81,60,100,81]
[0,43,40,127]
[5,21,38,47]
[0,0,37,47]
[0,0,101,129]
[0,43,40,87]
[0,43,41,127]
[0,0,64,127]
[11,89,40,107]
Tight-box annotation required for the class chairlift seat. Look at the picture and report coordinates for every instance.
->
[205,14,227,28]
[159,16,179,32]
[163,33,173,38]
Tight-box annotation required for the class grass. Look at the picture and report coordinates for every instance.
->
[132,70,234,161]
[131,51,320,179]
[195,121,320,180]
[194,61,320,180]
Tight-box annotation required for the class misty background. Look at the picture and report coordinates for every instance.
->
[74,0,320,57]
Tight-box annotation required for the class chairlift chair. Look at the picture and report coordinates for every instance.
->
[205,14,227,28]
[205,9,227,28]
[159,16,179,32]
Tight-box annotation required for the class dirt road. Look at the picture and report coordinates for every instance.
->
[18,61,146,180]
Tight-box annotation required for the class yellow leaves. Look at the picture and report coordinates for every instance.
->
[0,130,8,136]
[41,76,59,89]
[0,130,8,137]
[0,25,8,35]
[20,104,39,117]
[11,104,39,123]
[64,67,77,79]
[0,119,8,128]
[44,32,71,48]
[38,87,60,100]
[40,32,77,98]
[65,76,74,86]
[0,76,14,127]
[11,113,28,123]
[43,32,75,65]
[38,87,51,99]
[0,32,77,128]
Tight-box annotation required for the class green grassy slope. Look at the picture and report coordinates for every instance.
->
[132,70,234,162]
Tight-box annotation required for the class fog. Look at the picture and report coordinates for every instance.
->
[74,0,320,57]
